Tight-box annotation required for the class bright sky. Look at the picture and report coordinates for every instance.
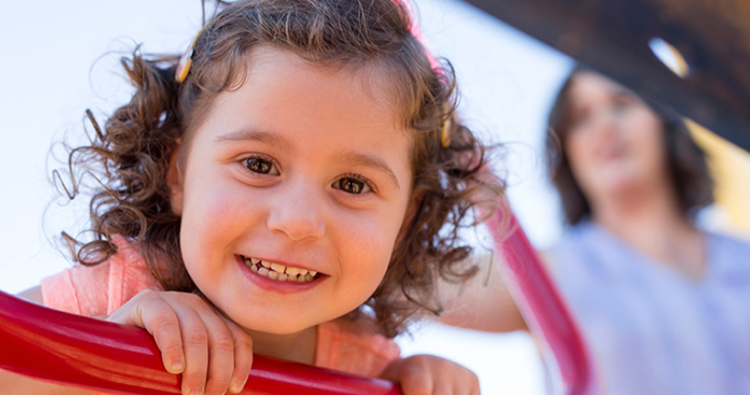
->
[0,0,573,393]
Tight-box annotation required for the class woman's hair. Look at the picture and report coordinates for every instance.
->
[62,0,504,338]
[545,66,713,225]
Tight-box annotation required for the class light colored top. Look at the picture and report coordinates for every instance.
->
[41,235,400,393]
[549,222,750,395]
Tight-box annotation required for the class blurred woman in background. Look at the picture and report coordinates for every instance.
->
[439,68,750,394]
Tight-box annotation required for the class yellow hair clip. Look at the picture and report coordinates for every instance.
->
[175,27,205,83]
[440,116,452,148]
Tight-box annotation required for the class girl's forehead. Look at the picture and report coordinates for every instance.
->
[196,47,406,133]
[197,48,407,142]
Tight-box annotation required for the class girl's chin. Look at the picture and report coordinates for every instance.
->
[225,318,293,333]
[230,312,324,336]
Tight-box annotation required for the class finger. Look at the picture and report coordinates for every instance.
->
[431,377,452,395]
[219,315,254,394]
[109,290,186,375]
[451,378,480,395]
[429,366,461,395]
[456,366,480,395]
[449,366,480,395]
[199,309,237,395]
[138,296,186,375]
[172,303,209,395]
[397,362,432,395]
[467,372,481,395]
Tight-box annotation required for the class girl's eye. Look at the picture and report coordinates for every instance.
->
[243,156,278,175]
[335,176,372,195]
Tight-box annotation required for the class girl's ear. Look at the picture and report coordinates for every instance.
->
[167,140,184,216]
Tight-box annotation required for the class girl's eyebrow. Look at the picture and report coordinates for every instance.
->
[215,129,293,151]
[335,152,401,190]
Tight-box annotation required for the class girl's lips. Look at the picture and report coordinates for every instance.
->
[234,255,325,294]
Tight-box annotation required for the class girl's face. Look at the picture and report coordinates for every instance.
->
[169,47,413,335]
[564,72,668,201]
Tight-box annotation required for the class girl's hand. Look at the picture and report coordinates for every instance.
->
[108,289,253,395]
[380,355,480,395]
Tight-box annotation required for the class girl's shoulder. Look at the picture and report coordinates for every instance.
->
[41,235,161,317]
[316,315,400,378]
[109,235,150,268]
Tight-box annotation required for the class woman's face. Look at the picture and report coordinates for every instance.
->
[564,72,668,202]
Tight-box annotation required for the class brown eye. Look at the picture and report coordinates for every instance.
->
[336,177,369,194]
[245,157,274,174]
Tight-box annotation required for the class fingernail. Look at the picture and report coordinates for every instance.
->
[189,389,202,395]
[171,360,184,372]
[230,377,247,393]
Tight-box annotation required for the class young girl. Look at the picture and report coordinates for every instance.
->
[3,0,502,394]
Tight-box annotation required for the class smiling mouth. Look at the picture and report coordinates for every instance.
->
[241,256,319,283]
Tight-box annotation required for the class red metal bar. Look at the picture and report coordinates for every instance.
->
[0,290,401,395]
[486,209,602,395]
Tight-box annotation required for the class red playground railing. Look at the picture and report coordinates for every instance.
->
[0,207,601,394]
[488,211,601,395]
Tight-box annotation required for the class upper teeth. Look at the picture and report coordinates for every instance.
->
[243,256,317,283]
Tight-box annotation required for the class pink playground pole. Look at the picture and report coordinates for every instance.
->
[485,208,602,395]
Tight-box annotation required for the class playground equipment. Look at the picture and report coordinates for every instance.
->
[464,0,750,152]
[2,0,748,393]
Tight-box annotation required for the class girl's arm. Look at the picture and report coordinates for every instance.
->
[437,255,527,332]
[0,286,94,394]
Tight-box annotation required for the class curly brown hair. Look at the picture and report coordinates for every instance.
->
[62,0,504,338]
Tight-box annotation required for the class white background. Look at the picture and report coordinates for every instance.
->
[0,1,574,393]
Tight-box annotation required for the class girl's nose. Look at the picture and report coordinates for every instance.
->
[266,180,326,242]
